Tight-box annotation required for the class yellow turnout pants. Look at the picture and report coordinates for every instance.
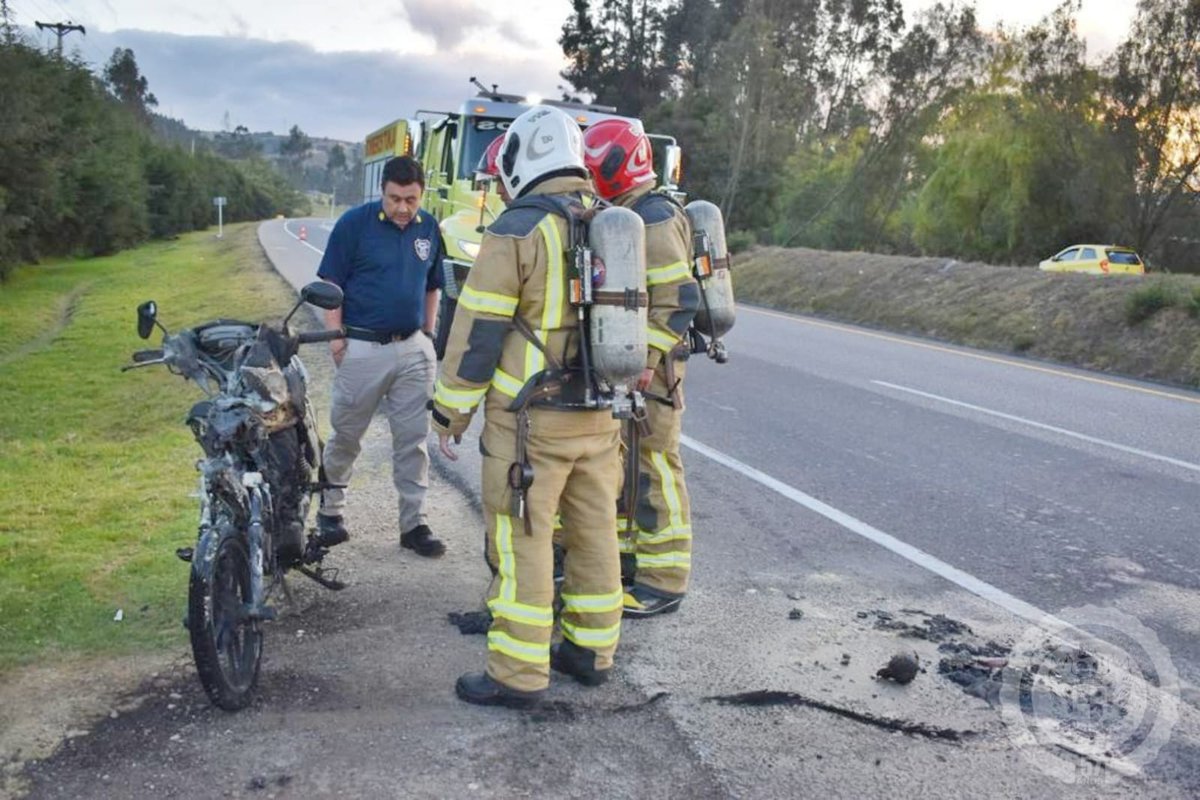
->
[481,408,622,693]
[621,359,692,596]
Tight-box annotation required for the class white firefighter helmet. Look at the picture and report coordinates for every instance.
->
[498,105,587,199]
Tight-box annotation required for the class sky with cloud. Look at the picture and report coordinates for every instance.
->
[10,0,1137,143]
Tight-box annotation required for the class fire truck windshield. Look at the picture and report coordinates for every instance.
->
[459,118,508,180]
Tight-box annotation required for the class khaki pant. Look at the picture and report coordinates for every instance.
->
[481,409,622,693]
[322,334,436,532]
[621,359,691,596]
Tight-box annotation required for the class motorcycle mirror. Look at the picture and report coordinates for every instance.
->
[300,281,343,311]
[136,300,158,339]
[283,281,343,330]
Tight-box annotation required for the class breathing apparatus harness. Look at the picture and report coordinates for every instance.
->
[499,192,651,532]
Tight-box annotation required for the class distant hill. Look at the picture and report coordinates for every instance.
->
[152,113,361,168]
[149,113,362,196]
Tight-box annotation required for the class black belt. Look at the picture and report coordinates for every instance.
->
[345,326,418,344]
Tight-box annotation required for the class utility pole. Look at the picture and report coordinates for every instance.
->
[35,20,85,58]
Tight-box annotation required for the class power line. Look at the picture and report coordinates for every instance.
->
[11,0,105,65]
[11,0,57,30]
[41,0,107,64]
[9,0,60,46]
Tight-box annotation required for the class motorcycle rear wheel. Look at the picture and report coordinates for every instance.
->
[188,534,263,710]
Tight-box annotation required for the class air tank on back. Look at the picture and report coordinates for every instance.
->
[684,200,736,340]
[587,206,647,389]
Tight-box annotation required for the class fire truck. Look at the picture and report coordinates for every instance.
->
[360,79,683,357]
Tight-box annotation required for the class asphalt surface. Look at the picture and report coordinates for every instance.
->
[264,216,1200,795]
[686,306,1200,677]
[12,218,1199,799]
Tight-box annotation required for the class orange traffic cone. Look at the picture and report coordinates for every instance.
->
[299,225,308,242]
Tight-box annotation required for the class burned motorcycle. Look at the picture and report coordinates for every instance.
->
[123,282,346,710]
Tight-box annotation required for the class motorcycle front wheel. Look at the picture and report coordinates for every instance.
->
[188,534,263,710]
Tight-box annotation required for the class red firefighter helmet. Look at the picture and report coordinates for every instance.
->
[476,135,504,178]
[582,118,656,200]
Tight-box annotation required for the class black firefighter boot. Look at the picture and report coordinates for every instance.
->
[551,639,611,687]
[622,584,683,619]
[455,672,543,709]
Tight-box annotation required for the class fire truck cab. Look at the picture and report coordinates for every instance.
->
[363,81,683,358]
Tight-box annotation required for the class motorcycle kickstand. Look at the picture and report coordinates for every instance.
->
[295,565,347,591]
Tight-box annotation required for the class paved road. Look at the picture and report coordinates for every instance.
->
[281,207,1200,681]
[687,305,1200,682]
[24,217,1185,799]
[260,216,333,285]
[274,216,1200,793]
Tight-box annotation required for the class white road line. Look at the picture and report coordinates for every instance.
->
[680,433,1070,631]
[873,380,1200,474]
[282,219,327,256]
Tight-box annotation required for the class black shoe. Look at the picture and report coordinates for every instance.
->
[551,640,611,687]
[622,585,682,619]
[401,524,445,558]
[313,514,350,548]
[455,672,543,709]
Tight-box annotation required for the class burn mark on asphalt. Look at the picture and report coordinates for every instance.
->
[703,690,972,742]
[868,608,1136,757]
[862,608,974,641]
[937,640,1013,706]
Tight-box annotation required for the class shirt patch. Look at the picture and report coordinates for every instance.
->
[415,238,432,261]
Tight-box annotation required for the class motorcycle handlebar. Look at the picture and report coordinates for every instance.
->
[296,328,346,344]
[121,347,169,372]
[132,348,165,362]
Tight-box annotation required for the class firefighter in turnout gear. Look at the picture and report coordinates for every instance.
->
[476,135,512,203]
[583,118,700,618]
[432,106,626,707]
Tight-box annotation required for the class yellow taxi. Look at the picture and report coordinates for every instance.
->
[1038,245,1145,275]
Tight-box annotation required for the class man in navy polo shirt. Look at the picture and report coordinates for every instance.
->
[313,155,447,558]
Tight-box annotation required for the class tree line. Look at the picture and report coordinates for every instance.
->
[0,28,307,280]
[561,0,1200,270]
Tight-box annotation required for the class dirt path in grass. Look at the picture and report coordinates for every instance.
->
[0,284,91,371]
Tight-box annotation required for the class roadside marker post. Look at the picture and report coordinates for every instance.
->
[212,196,227,239]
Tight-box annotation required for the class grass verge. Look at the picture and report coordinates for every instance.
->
[733,247,1200,388]
[0,224,301,672]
